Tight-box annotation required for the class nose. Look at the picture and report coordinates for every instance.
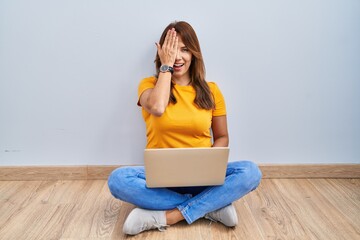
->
[176,50,182,60]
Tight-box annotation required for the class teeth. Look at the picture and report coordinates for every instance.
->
[174,64,184,67]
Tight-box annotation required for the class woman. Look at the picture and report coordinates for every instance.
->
[108,21,262,235]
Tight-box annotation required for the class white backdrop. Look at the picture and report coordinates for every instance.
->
[1,0,359,165]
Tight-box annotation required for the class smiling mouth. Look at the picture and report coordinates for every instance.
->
[173,63,184,68]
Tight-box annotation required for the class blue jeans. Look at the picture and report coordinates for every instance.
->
[108,161,262,224]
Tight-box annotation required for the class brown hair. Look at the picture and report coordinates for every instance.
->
[155,21,215,110]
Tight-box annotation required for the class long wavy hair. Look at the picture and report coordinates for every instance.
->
[155,21,215,110]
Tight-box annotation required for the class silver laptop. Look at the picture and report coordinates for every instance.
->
[144,147,229,188]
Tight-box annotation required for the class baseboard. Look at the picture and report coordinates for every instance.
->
[259,164,360,179]
[0,165,119,181]
[0,164,359,181]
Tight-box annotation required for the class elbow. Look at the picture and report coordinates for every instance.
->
[144,98,167,116]
[150,105,166,117]
[146,96,168,117]
[152,110,164,117]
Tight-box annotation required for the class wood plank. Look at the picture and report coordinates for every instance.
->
[329,179,360,207]
[0,180,96,239]
[308,179,360,234]
[0,181,42,229]
[245,179,314,239]
[272,179,360,239]
[34,181,97,238]
[233,198,265,240]
[0,181,60,239]
[61,180,120,239]
[32,203,78,240]
[87,182,122,238]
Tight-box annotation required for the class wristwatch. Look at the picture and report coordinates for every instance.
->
[159,64,174,74]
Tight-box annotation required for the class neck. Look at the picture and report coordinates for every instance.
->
[172,75,191,86]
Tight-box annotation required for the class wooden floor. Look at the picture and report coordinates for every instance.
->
[0,179,359,240]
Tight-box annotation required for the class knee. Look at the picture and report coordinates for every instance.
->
[230,161,262,192]
[108,167,124,197]
[107,166,136,198]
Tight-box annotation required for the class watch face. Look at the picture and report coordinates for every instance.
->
[160,65,169,72]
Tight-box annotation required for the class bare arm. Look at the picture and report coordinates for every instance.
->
[139,28,179,116]
[211,115,229,147]
[139,73,172,116]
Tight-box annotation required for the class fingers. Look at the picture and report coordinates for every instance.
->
[163,29,172,48]
[173,35,179,53]
[168,29,177,49]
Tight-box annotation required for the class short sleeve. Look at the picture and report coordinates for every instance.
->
[137,76,156,106]
[209,82,227,116]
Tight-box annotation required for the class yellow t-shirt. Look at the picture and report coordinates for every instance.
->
[138,76,226,148]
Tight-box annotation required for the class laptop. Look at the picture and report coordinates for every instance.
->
[144,147,229,188]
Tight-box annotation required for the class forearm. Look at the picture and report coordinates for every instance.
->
[147,72,172,114]
[211,115,229,147]
[212,135,229,147]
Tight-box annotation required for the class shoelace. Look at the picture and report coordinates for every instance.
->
[205,214,219,223]
[141,216,169,232]
[153,222,169,232]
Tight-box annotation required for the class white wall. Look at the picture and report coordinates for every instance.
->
[1,0,359,165]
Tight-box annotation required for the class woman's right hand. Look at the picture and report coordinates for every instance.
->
[156,28,179,66]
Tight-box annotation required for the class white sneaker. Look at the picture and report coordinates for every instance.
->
[204,204,238,227]
[123,208,169,235]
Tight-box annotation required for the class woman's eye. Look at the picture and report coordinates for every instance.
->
[182,48,189,52]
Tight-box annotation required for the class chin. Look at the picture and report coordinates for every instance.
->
[173,72,183,77]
